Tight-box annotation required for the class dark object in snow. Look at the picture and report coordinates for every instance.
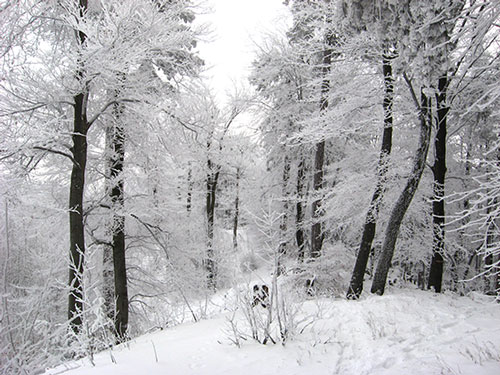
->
[252,284,269,308]
[305,277,316,296]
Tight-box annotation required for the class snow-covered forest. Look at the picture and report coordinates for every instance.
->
[1,1,500,374]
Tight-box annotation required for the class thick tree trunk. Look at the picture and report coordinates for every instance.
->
[371,90,432,295]
[347,55,394,299]
[310,44,332,259]
[68,2,89,333]
[233,167,240,250]
[428,75,449,293]
[296,157,307,262]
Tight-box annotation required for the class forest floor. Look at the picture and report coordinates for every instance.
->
[44,287,500,375]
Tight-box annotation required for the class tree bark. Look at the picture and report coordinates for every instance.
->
[279,154,291,257]
[68,1,89,333]
[371,89,432,295]
[102,124,114,321]
[347,54,394,299]
[310,42,332,259]
[456,127,473,286]
[206,155,219,290]
[484,156,498,295]
[102,242,114,321]
[233,167,240,250]
[428,75,448,293]
[68,99,89,331]
[186,165,193,213]
[275,154,292,274]
[296,157,307,262]
[311,141,325,259]
[485,228,494,294]
[109,103,127,340]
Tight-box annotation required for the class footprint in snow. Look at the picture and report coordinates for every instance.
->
[440,321,458,329]
[382,357,397,369]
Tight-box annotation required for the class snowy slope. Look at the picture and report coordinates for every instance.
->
[45,289,500,375]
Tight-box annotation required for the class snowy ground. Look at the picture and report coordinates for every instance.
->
[45,288,500,375]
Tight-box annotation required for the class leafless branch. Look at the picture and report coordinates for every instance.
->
[33,146,78,166]
[403,72,421,111]
[162,109,201,141]
[87,98,141,127]
[130,213,170,260]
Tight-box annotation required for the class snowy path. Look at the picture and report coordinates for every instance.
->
[46,290,500,375]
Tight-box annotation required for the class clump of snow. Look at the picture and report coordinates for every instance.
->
[45,289,500,375]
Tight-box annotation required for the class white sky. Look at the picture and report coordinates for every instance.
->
[196,0,291,105]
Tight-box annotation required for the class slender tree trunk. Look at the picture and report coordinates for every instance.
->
[206,156,219,290]
[296,157,307,262]
[233,167,240,250]
[311,141,325,258]
[495,150,500,295]
[68,2,89,333]
[109,97,128,340]
[458,123,478,284]
[485,220,494,294]
[276,154,291,274]
[186,165,193,213]
[102,126,114,322]
[484,154,498,295]
[68,94,89,332]
[428,75,449,293]
[456,128,473,286]
[310,43,332,259]
[102,243,114,319]
[3,201,17,363]
[279,154,291,257]
[347,54,394,299]
[371,89,432,295]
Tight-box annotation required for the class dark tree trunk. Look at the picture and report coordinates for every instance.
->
[494,150,500,295]
[455,129,473,287]
[233,167,240,250]
[68,94,88,332]
[279,155,291,256]
[485,241,494,294]
[186,165,193,213]
[276,154,291,274]
[109,111,127,340]
[206,156,219,290]
[310,43,332,259]
[68,1,89,334]
[102,126,114,322]
[428,75,449,293]
[484,167,498,295]
[371,89,432,295]
[296,157,307,262]
[347,55,394,299]
[311,141,325,259]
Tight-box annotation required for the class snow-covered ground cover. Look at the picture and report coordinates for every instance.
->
[45,288,500,375]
